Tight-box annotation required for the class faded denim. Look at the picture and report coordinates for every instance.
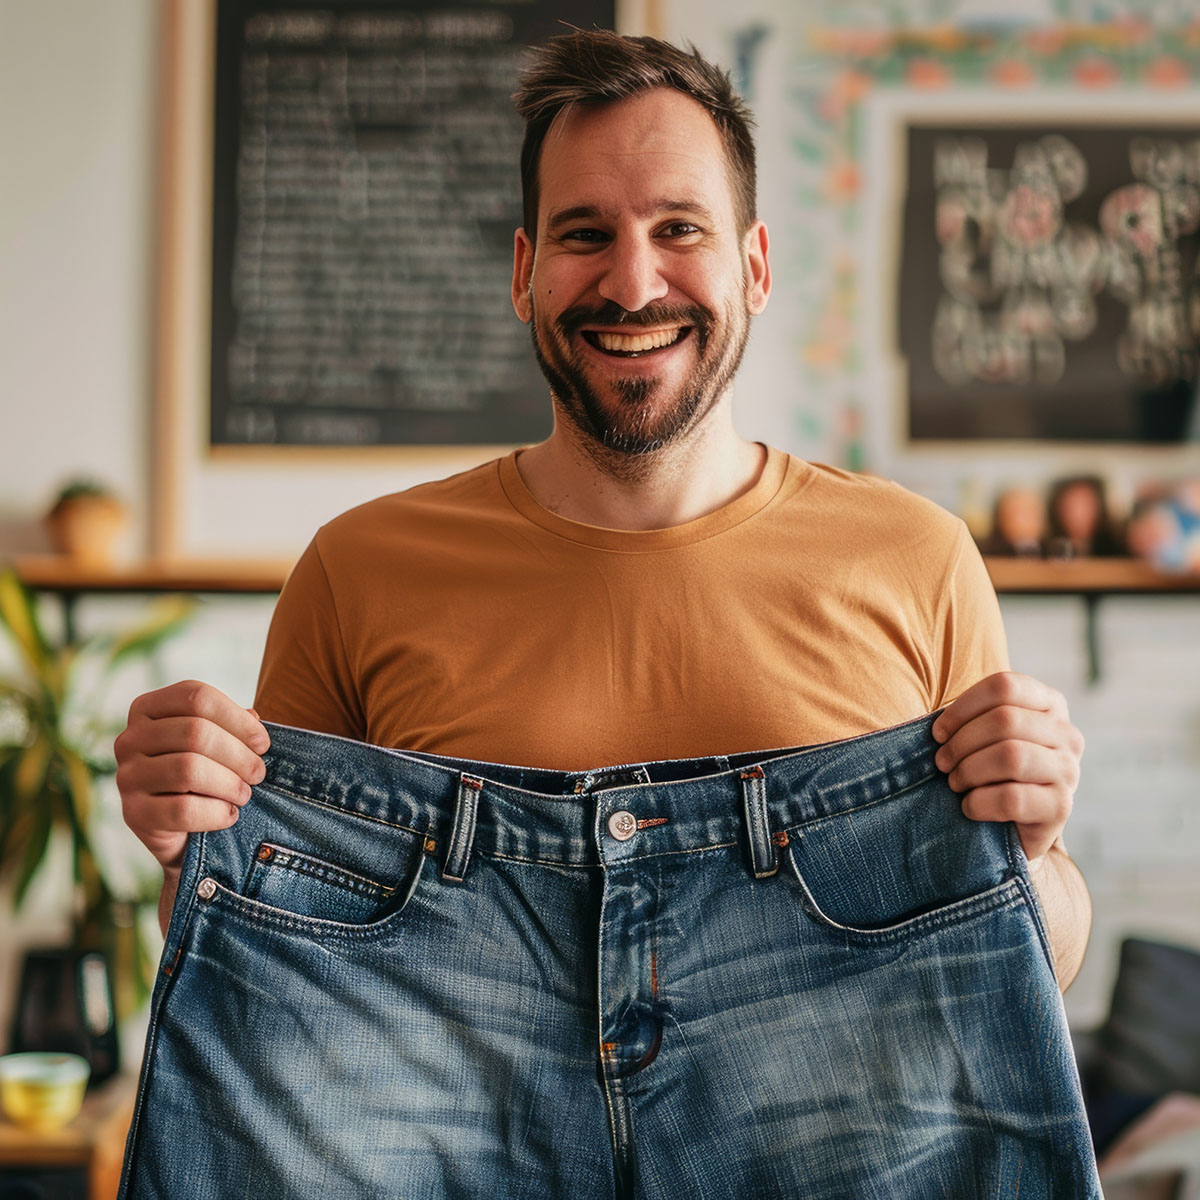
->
[119,716,1101,1199]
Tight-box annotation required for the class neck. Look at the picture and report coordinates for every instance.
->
[515,407,766,531]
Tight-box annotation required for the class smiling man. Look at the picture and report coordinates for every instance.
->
[115,30,1100,1200]
[513,86,765,475]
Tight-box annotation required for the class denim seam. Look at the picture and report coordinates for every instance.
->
[786,861,1026,944]
[482,850,598,869]
[192,872,424,942]
[256,781,432,838]
[1011,867,1058,978]
[481,841,742,868]
[605,840,740,865]
[782,769,941,833]
[248,846,397,897]
[120,830,208,1195]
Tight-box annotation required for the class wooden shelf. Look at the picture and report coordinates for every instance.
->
[9,554,1200,597]
[9,556,294,595]
[984,556,1200,595]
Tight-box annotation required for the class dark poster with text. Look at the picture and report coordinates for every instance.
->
[899,122,1200,443]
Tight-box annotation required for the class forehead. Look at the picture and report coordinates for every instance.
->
[536,88,736,228]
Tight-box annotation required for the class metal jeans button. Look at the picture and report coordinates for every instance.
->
[608,810,637,841]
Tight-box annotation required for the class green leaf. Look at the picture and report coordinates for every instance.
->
[12,799,53,909]
[104,595,197,670]
[0,747,23,862]
[0,568,51,677]
[13,732,52,806]
[61,747,94,836]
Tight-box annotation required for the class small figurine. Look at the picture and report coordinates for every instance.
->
[1126,482,1200,572]
[980,486,1047,557]
[1045,475,1122,558]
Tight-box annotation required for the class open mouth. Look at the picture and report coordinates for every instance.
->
[581,327,692,358]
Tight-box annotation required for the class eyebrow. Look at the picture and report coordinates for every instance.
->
[545,199,718,233]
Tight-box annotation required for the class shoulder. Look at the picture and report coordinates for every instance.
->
[311,456,509,556]
[783,459,967,553]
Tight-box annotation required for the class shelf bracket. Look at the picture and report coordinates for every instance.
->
[1084,594,1101,687]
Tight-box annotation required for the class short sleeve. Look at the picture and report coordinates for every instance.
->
[254,537,366,738]
[935,522,1010,707]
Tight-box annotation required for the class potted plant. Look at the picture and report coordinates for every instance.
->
[0,566,195,1074]
[44,479,128,568]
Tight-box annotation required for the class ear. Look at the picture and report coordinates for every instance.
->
[743,220,771,315]
[512,228,534,324]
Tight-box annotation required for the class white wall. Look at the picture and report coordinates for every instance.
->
[2,0,1199,1039]
[0,0,157,556]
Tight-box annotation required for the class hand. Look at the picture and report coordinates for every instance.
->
[115,680,270,878]
[931,672,1083,864]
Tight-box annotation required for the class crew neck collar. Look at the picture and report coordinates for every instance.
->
[497,444,792,551]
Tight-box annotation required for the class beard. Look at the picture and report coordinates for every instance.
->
[528,294,751,462]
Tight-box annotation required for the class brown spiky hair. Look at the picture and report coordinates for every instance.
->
[512,29,758,237]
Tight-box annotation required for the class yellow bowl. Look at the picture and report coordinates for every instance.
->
[0,1052,90,1132]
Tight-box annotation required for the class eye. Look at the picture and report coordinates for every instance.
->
[560,228,610,245]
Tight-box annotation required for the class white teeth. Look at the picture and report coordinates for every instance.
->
[594,328,682,353]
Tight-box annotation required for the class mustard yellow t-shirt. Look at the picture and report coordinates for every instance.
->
[255,445,1008,768]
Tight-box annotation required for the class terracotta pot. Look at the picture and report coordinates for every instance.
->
[45,496,128,568]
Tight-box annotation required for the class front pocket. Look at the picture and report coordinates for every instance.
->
[242,843,402,925]
[782,779,1021,942]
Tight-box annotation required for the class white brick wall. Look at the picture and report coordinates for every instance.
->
[1003,595,1200,1027]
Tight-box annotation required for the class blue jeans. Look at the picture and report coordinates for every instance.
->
[119,717,1101,1198]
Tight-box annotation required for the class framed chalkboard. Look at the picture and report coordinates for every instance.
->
[897,117,1200,444]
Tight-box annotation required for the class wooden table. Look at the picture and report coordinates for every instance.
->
[0,1073,137,1199]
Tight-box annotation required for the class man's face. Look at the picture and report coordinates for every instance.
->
[511,89,770,459]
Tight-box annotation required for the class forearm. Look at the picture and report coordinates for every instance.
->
[1028,841,1092,993]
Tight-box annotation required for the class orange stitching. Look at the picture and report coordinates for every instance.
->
[636,817,668,830]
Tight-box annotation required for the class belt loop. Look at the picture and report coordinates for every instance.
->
[442,774,483,884]
[740,765,777,879]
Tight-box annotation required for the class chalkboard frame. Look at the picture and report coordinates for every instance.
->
[857,87,1200,488]
[150,0,630,560]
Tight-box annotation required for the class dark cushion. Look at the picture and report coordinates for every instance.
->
[1094,937,1200,1096]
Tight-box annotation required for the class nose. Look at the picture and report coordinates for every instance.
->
[596,235,669,313]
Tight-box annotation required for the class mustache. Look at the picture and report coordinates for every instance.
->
[556,301,714,338]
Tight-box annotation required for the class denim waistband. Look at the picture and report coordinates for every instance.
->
[259,715,946,874]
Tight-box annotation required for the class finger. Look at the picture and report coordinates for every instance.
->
[959,781,1073,831]
[129,681,270,752]
[958,783,1072,858]
[935,706,1081,775]
[117,749,255,809]
[123,789,243,838]
[944,740,1080,796]
[121,715,267,786]
[932,672,1065,743]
